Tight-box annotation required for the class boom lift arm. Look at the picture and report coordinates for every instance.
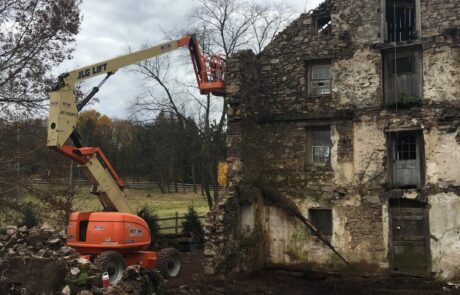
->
[48,34,225,214]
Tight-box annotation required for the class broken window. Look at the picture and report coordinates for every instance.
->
[309,208,332,236]
[383,47,421,107]
[389,131,424,188]
[385,0,416,42]
[311,128,331,164]
[316,14,332,35]
[307,61,331,96]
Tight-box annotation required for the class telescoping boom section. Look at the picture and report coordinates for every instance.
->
[47,34,225,214]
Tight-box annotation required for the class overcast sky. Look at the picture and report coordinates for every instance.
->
[55,0,323,119]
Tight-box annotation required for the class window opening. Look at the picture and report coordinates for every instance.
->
[316,15,332,34]
[311,128,331,164]
[308,62,331,96]
[383,48,421,107]
[395,134,416,160]
[386,0,416,42]
[309,208,332,236]
[391,56,414,75]
[389,131,423,188]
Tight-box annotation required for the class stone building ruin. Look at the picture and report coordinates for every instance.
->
[204,0,460,279]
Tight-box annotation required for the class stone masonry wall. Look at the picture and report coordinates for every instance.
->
[205,0,460,278]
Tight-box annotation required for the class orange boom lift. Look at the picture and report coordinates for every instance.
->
[47,34,225,284]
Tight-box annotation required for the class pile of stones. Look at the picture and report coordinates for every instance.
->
[0,224,160,295]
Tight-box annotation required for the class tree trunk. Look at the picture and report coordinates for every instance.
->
[191,158,197,194]
[202,175,213,209]
[213,158,219,204]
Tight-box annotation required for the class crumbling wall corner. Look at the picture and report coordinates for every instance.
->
[204,49,263,275]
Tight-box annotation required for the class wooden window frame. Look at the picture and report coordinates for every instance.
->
[387,130,425,188]
[306,126,332,166]
[382,46,422,107]
[383,0,421,43]
[306,60,332,97]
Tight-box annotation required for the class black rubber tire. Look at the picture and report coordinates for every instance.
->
[94,251,126,285]
[156,248,182,278]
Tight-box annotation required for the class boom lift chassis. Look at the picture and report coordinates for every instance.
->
[47,34,224,284]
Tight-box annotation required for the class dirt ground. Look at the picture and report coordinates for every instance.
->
[166,254,460,295]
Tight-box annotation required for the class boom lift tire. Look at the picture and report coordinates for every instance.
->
[156,248,182,278]
[94,251,126,285]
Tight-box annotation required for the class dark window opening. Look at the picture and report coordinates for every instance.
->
[389,131,424,188]
[389,198,426,208]
[306,60,331,96]
[386,0,416,42]
[391,56,414,75]
[316,15,332,34]
[309,208,332,236]
[311,128,331,164]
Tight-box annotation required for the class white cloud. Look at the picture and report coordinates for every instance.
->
[54,0,324,118]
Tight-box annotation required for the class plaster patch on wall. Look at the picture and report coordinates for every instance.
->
[423,48,460,103]
[353,120,386,187]
[429,192,460,279]
[331,125,355,186]
[332,48,381,107]
[425,128,460,185]
[381,202,390,269]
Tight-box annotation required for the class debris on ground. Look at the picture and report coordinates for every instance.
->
[0,224,161,295]
[0,224,101,294]
[166,254,458,295]
[0,224,458,295]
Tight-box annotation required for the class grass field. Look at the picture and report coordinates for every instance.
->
[72,187,210,232]
[72,187,210,217]
[2,186,210,231]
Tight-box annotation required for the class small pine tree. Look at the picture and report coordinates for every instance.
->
[181,204,204,243]
[137,205,160,249]
[22,206,40,228]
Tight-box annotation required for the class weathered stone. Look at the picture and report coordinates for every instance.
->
[205,0,460,280]
[62,285,71,295]
[47,237,61,245]
[18,226,28,233]
[71,267,81,276]
[60,245,76,255]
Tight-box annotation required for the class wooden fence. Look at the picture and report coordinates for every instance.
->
[27,179,222,193]
[157,212,206,234]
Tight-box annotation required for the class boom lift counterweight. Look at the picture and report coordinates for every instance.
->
[47,34,225,283]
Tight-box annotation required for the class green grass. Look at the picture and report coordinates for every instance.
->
[2,186,210,232]
[73,186,209,233]
[72,186,209,217]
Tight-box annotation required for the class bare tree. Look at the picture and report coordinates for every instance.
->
[250,3,294,54]
[0,0,81,113]
[0,0,81,224]
[191,0,293,56]
[130,0,292,209]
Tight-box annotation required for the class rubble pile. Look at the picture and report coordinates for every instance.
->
[101,265,163,295]
[0,224,160,295]
[0,224,101,295]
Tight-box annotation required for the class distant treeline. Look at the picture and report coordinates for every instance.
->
[0,110,226,196]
